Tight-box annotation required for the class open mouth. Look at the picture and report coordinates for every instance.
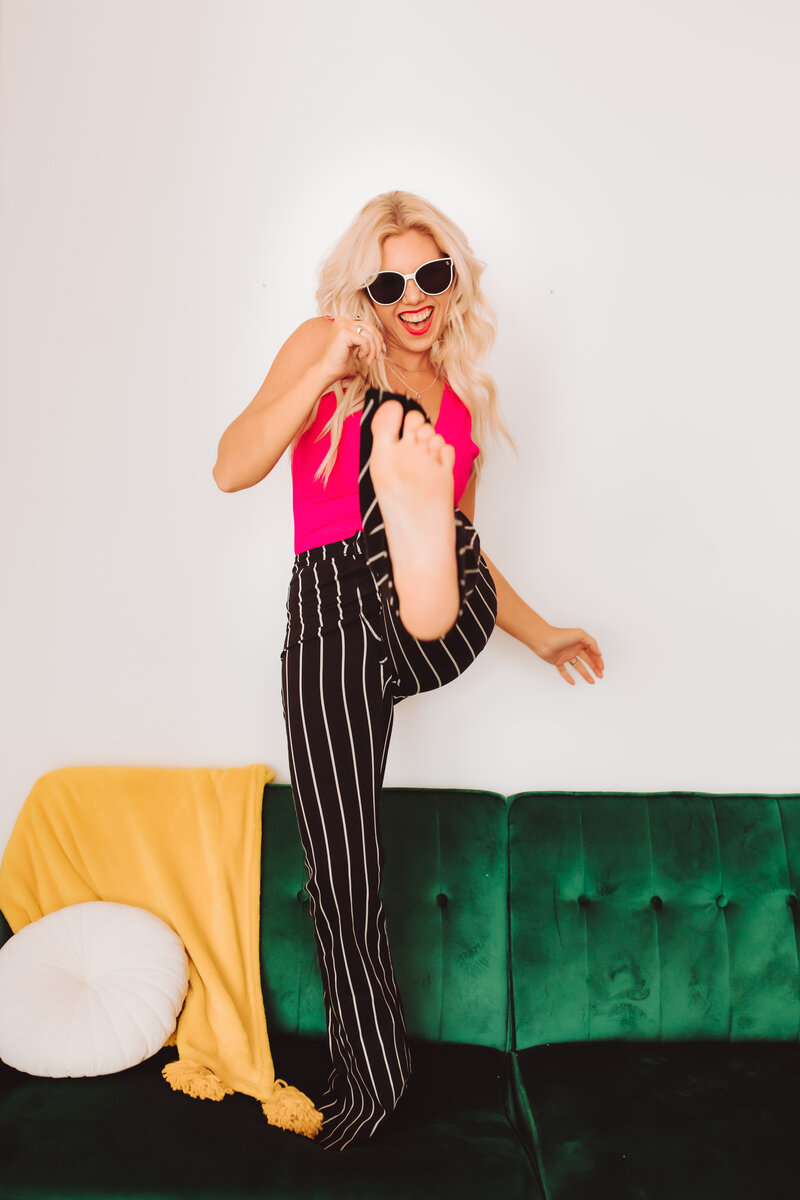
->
[398,306,434,333]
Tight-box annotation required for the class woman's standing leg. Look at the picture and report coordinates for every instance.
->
[280,541,412,1151]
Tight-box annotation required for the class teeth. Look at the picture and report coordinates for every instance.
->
[400,307,433,324]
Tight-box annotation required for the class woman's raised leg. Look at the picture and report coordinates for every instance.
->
[367,399,460,640]
[359,387,498,698]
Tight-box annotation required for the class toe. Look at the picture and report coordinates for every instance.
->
[371,399,404,443]
[401,410,426,438]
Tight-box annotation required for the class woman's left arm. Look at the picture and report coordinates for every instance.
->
[458,475,605,687]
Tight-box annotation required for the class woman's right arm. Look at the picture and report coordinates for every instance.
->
[212,316,384,492]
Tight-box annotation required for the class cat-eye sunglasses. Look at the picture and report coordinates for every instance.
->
[362,256,454,306]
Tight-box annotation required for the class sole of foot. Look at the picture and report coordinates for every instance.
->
[369,399,460,641]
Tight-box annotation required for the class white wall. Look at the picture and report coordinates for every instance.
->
[1,0,798,849]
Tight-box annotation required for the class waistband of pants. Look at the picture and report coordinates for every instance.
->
[292,530,366,574]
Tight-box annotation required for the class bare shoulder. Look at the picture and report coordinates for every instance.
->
[271,316,331,372]
[250,316,332,408]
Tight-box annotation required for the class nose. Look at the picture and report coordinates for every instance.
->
[400,276,424,307]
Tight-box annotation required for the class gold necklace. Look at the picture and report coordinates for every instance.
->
[386,358,439,401]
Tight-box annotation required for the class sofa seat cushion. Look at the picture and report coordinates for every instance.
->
[512,1040,800,1200]
[0,1037,543,1199]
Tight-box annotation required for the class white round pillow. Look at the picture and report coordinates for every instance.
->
[0,900,190,1077]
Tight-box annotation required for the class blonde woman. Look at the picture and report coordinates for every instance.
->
[213,191,604,1150]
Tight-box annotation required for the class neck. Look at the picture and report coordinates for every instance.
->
[385,361,444,403]
[389,354,432,373]
[383,331,435,375]
[386,359,437,395]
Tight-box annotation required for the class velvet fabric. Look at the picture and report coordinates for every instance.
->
[259,786,510,1050]
[2,784,799,1198]
[507,790,800,1199]
[508,791,800,1045]
[511,1039,800,1200]
[0,1038,541,1199]
[0,784,532,1198]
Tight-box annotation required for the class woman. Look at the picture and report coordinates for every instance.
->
[213,190,604,1150]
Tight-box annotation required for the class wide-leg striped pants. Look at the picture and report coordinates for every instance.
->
[280,388,497,1151]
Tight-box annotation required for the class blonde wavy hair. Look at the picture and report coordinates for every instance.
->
[307,189,513,485]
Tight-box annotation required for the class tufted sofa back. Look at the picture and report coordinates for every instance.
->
[260,785,511,1050]
[508,791,800,1050]
[6,785,796,1057]
[0,784,511,1051]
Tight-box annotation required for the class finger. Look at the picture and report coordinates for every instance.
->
[557,665,576,686]
[584,634,604,667]
[574,657,595,684]
[368,320,387,356]
[558,655,594,685]
[414,422,436,443]
[349,319,371,359]
[361,323,385,365]
[357,322,377,364]
[580,634,604,675]
[581,652,604,683]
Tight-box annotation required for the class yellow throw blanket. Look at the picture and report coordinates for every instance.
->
[0,763,323,1139]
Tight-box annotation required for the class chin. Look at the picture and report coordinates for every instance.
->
[397,320,438,342]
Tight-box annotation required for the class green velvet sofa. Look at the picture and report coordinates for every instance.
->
[1,785,799,1199]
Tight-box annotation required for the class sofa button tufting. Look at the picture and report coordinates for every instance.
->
[577,894,590,907]
[297,888,309,905]
[716,894,728,908]
[650,895,663,909]
[436,893,448,908]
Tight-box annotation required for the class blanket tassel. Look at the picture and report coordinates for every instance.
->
[161,1058,234,1101]
[261,1079,324,1139]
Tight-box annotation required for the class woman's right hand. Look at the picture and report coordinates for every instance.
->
[317,316,386,392]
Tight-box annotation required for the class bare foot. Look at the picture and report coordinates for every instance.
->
[368,399,460,640]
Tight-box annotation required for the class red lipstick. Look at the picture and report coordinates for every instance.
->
[398,306,434,336]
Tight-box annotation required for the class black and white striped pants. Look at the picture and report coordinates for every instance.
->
[280,389,497,1150]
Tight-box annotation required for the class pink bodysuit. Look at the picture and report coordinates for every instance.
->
[291,378,480,555]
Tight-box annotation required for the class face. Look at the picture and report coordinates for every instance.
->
[367,228,454,357]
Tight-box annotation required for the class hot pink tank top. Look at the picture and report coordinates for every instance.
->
[291,380,480,554]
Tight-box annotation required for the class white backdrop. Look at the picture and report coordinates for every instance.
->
[1,0,798,849]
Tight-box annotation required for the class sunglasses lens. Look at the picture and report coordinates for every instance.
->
[365,258,453,305]
[367,271,405,305]
[416,258,453,295]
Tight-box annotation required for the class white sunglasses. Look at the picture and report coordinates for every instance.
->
[363,257,454,306]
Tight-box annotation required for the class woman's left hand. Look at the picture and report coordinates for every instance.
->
[535,626,605,686]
